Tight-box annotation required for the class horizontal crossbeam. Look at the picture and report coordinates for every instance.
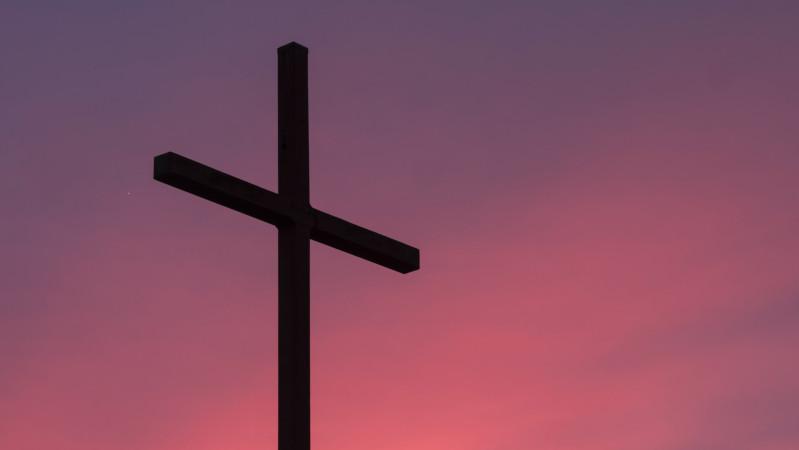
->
[154,152,419,273]
[311,210,419,274]
[155,152,292,226]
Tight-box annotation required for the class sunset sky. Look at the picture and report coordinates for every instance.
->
[2,1,798,449]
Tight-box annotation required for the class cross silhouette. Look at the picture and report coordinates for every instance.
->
[153,42,419,449]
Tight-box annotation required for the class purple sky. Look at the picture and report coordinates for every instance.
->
[2,1,799,449]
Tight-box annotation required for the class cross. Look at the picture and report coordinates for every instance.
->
[153,42,419,449]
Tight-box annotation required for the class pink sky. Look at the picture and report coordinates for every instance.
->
[2,1,798,449]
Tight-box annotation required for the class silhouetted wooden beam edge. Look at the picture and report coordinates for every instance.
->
[154,152,292,227]
[311,210,419,273]
[154,151,420,274]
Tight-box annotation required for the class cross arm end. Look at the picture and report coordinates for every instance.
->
[154,152,292,227]
[311,209,419,274]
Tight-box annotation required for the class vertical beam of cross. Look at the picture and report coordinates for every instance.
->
[277,42,311,450]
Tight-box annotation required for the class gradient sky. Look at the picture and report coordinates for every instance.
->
[2,1,799,449]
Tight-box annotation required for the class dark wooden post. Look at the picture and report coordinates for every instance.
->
[277,42,311,450]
